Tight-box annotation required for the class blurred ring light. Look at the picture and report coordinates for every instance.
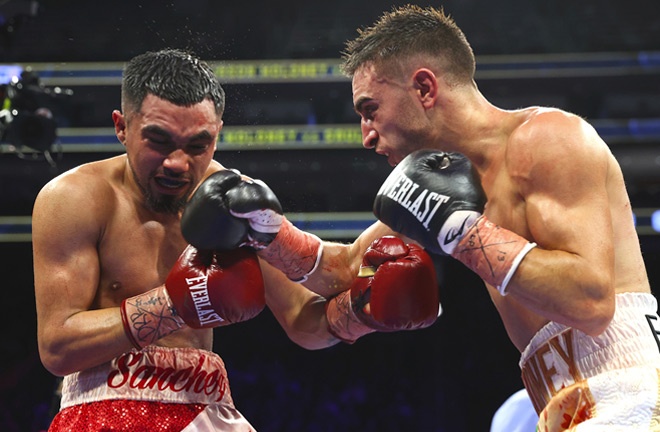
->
[652,210,660,232]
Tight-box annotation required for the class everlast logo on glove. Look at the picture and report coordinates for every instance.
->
[373,150,487,256]
[186,275,224,326]
[376,169,450,229]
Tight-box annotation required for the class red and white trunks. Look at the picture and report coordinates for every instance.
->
[520,292,660,431]
[49,346,256,431]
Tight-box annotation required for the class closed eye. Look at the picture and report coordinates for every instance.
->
[143,125,172,147]
[186,141,213,154]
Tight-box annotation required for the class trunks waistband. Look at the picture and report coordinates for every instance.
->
[519,292,660,413]
[60,346,233,409]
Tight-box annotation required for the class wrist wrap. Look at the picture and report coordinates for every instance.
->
[324,290,375,344]
[257,218,323,282]
[120,286,186,350]
[451,216,536,295]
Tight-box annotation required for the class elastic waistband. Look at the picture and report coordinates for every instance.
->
[519,292,660,413]
[60,346,233,409]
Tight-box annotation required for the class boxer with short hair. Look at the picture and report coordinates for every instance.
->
[339,5,660,430]
[33,49,441,431]
[192,5,660,430]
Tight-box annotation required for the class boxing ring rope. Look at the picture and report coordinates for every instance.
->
[0,213,376,243]
[4,210,660,243]
[1,117,658,155]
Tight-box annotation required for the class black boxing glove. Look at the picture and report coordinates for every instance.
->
[374,150,486,256]
[181,169,283,251]
[182,169,323,283]
[374,150,536,296]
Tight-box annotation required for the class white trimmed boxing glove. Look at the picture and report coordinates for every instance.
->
[181,169,323,282]
[374,150,536,295]
[120,245,265,349]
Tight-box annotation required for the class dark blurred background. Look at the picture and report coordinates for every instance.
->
[0,0,659,431]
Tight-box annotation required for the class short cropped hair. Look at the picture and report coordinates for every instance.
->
[341,5,476,85]
[121,48,225,116]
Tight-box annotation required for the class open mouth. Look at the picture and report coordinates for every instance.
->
[154,176,189,191]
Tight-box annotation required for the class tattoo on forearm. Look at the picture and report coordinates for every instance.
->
[123,290,183,348]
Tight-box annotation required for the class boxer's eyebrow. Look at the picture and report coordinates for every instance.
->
[142,125,213,142]
[354,97,371,115]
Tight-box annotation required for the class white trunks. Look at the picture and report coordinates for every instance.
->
[520,292,660,431]
[49,346,256,431]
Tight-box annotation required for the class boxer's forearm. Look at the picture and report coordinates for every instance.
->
[39,307,143,376]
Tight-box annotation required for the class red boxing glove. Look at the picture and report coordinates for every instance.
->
[326,236,440,343]
[121,245,265,349]
[166,246,265,328]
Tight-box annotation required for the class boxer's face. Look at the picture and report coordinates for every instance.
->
[115,94,222,214]
[352,63,430,167]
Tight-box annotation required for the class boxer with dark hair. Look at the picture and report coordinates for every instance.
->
[33,49,440,431]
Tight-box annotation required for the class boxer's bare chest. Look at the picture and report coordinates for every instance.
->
[477,161,550,347]
[95,195,187,307]
[481,166,529,238]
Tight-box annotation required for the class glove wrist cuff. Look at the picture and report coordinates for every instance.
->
[120,285,185,350]
[258,217,323,282]
[451,216,536,295]
[325,290,375,344]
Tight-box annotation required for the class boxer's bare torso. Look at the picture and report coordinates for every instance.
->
[479,107,650,351]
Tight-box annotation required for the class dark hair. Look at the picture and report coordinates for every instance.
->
[340,5,475,85]
[121,48,225,116]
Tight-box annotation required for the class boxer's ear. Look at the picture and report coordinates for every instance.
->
[412,68,438,110]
